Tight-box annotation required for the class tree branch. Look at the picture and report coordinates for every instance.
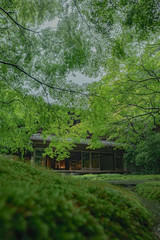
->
[0,60,94,97]
[141,63,160,82]
[0,7,40,34]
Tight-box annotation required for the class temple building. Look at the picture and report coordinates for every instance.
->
[31,134,124,174]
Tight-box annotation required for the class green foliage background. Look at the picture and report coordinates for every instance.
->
[0,0,160,170]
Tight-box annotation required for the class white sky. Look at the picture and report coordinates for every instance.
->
[40,18,59,30]
[67,72,100,85]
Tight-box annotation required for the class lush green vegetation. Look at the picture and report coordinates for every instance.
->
[78,173,160,182]
[0,156,156,240]
[136,181,160,203]
[1,1,160,173]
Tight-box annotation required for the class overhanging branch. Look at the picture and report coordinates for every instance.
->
[0,7,40,34]
[0,60,94,97]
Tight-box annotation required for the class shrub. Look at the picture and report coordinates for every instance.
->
[124,132,160,174]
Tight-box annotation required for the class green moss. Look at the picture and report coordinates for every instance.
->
[136,181,160,203]
[0,156,155,240]
[78,173,160,182]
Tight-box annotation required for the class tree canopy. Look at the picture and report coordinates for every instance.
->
[0,0,160,168]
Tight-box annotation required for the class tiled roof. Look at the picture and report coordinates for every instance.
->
[30,134,115,146]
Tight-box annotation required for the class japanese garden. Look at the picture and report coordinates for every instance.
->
[0,0,160,239]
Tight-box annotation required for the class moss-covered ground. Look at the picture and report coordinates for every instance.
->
[77,173,160,202]
[78,173,160,182]
[136,181,160,203]
[0,155,157,240]
[77,172,160,239]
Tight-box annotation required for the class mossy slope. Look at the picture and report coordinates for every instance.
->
[79,173,160,182]
[136,181,160,203]
[0,157,155,240]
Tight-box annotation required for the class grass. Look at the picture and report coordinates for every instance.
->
[0,155,156,240]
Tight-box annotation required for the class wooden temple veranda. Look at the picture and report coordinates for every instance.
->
[31,134,124,174]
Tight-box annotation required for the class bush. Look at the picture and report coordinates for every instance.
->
[124,132,160,174]
[0,156,155,240]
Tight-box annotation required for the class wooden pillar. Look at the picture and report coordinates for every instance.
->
[89,152,92,169]
[33,148,36,166]
[113,153,116,172]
